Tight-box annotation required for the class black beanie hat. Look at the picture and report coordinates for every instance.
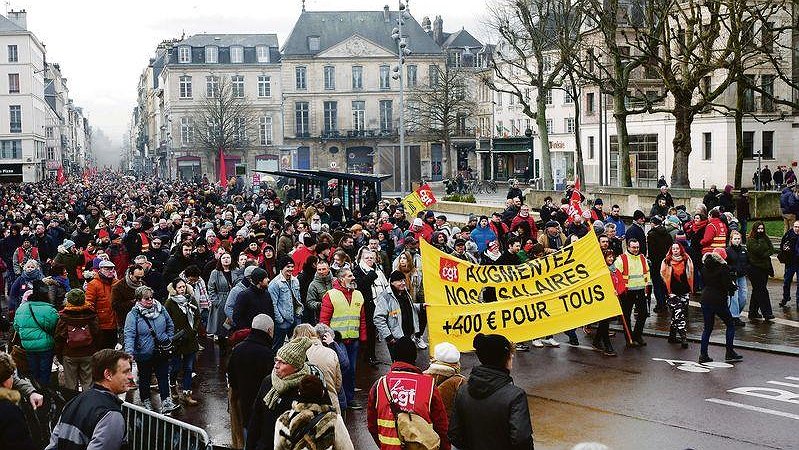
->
[276,256,294,272]
[250,267,269,284]
[473,333,512,367]
[389,270,406,283]
[392,336,418,364]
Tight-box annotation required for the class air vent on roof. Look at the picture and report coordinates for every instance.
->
[214,37,221,40]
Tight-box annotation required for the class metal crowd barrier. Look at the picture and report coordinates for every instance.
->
[121,401,212,450]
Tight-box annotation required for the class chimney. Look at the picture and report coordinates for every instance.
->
[383,5,390,22]
[433,15,443,44]
[421,16,431,32]
[7,9,27,30]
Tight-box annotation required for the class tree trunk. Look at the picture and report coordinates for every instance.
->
[670,98,694,188]
[444,138,453,179]
[536,95,554,190]
[613,92,633,187]
[734,76,744,188]
[572,92,585,184]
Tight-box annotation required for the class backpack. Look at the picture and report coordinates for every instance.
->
[276,404,337,450]
[66,324,93,348]
[381,376,440,450]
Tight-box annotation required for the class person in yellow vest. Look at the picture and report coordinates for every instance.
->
[614,239,652,347]
[320,268,366,410]
[700,209,728,254]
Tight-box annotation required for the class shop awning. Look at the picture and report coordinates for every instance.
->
[475,138,533,154]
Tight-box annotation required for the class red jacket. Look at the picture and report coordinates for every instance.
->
[85,276,116,330]
[700,217,728,253]
[367,361,451,450]
[319,279,367,341]
[291,245,315,276]
[510,214,539,239]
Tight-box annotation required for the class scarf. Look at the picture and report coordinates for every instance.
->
[22,268,43,282]
[263,364,310,409]
[692,219,708,232]
[671,259,686,279]
[484,248,502,262]
[426,361,460,379]
[125,273,143,290]
[134,299,163,319]
[170,294,196,327]
[54,275,71,291]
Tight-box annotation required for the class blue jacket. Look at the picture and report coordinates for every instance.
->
[604,216,627,237]
[470,224,497,254]
[780,187,799,215]
[268,275,302,329]
[123,303,174,362]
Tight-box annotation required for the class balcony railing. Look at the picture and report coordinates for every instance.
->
[320,128,397,140]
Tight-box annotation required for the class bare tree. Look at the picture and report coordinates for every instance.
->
[191,76,258,177]
[485,0,583,190]
[406,64,477,178]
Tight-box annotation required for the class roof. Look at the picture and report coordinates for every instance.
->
[0,15,25,33]
[283,10,442,56]
[441,29,482,49]
[177,33,279,48]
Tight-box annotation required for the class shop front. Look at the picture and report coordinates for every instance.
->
[0,163,23,183]
[346,146,374,174]
[478,138,535,181]
[176,156,201,181]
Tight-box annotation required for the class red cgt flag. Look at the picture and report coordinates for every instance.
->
[219,147,228,188]
[567,176,584,222]
[56,166,65,185]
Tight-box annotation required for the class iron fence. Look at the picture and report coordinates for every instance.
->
[122,401,212,450]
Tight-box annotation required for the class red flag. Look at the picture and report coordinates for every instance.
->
[567,176,584,222]
[56,166,65,185]
[219,147,228,188]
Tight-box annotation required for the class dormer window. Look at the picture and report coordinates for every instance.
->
[308,36,320,52]
[230,46,244,63]
[178,46,191,63]
[205,46,218,63]
[256,46,270,63]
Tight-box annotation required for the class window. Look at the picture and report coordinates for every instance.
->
[46,146,55,160]
[352,101,365,131]
[295,102,309,136]
[588,136,595,159]
[542,55,552,73]
[323,101,337,133]
[205,46,218,63]
[352,66,363,90]
[324,66,335,90]
[566,117,575,133]
[545,89,552,105]
[8,73,19,93]
[308,36,321,52]
[230,46,244,63]
[702,132,711,160]
[610,134,659,187]
[564,89,573,104]
[178,46,191,63]
[259,116,273,145]
[587,92,595,114]
[379,100,393,133]
[524,89,531,101]
[761,22,774,53]
[742,131,755,158]
[525,118,531,131]
[587,48,594,73]
[256,46,270,63]
[429,65,439,88]
[231,75,245,98]
[546,118,553,134]
[450,51,461,67]
[45,126,54,139]
[0,140,21,159]
[206,76,219,98]
[379,65,390,90]
[9,106,21,133]
[7,45,17,63]
[407,65,417,88]
[235,117,246,143]
[762,130,774,158]
[645,90,659,103]
[509,93,515,106]
[742,74,755,112]
[619,46,631,58]
[496,91,503,107]
[761,75,774,112]
[180,117,194,145]
[257,75,271,97]
[295,66,307,90]
[179,76,192,98]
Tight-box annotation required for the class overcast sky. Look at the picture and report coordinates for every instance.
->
[14,0,491,149]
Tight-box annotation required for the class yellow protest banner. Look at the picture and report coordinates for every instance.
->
[421,230,622,351]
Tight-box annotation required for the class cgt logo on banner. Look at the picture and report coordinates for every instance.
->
[421,230,623,351]
[401,184,437,217]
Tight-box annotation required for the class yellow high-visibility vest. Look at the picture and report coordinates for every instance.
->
[327,288,364,340]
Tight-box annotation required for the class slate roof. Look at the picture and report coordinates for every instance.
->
[283,10,442,56]
[441,29,482,49]
[166,33,281,66]
[0,15,25,33]
[178,34,278,48]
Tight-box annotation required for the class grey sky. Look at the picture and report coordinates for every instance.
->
[15,0,490,148]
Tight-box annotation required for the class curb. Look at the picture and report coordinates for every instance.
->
[609,325,799,357]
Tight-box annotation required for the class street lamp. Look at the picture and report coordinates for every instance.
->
[525,127,535,182]
[392,1,412,194]
[755,150,762,190]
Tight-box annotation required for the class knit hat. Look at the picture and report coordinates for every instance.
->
[277,336,312,369]
[412,218,424,227]
[425,211,435,219]
[251,314,274,336]
[62,239,76,250]
[433,342,460,364]
[474,333,512,367]
[66,288,86,306]
[276,256,294,272]
[250,267,268,284]
[594,198,603,205]
[389,270,406,283]
[0,353,15,384]
[633,210,646,221]
[392,336,418,364]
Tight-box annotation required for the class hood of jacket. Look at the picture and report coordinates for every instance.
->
[59,304,97,322]
[0,387,21,404]
[467,365,513,400]
[313,272,333,284]
[167,282,195,298]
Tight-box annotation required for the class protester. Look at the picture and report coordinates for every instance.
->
[292,323,342,413]
[725,230,749,326]
[699,249,743,363]
[164,278,201,406]
[660,244,694,348]
[374,270,420,359]
[207,251,233,338]
[0,353,36,450]
[54,288,100,391]
[13,279,58,385]
[779,220,799,308]
[615,239,651,347]
[747,221,776,320]
[85,260,118,349]
[423,342,465,416]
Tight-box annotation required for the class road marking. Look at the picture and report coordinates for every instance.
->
[705,398,799,420]
[688,300,799,328]
[652,358,733,373]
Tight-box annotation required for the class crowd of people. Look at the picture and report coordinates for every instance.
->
[0,171,797,449]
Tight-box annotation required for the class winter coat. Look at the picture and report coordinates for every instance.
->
[746,234,775,272]
[207,268,232,334]
[9,270,43,312]
[510,214,539,239]
[232,284,274,331]
[726,243,750,278]
[626,222,648,256]
[42,276,69,310]
[225,278,250,327]
[85,276,116,330]
[306,272,333,322]
[123,302,175,362]
[780,230,799,266]
[306,339,343,414]
[13,300,59,352]
[268,275,302,329]
[54,304,101,358]
[246,371,303,450]
[0,388,36,450]
[53,250,81,289]
[701,217,728,254]
[449,365,533,450]
[163,253,191,284]
[373,287,420,341]
[470,224,497,254]
[700,254,736,308]
[164,289,201,355]
[227,329,275,427]
[110,276,140,329]
[646,226,674,268]
[780,187,799,215]
[274,402,353,450]
[320,279,368,342]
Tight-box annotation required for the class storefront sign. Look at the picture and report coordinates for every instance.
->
[0,164,23,176]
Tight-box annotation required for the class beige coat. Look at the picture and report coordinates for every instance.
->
[306,339,343,413]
